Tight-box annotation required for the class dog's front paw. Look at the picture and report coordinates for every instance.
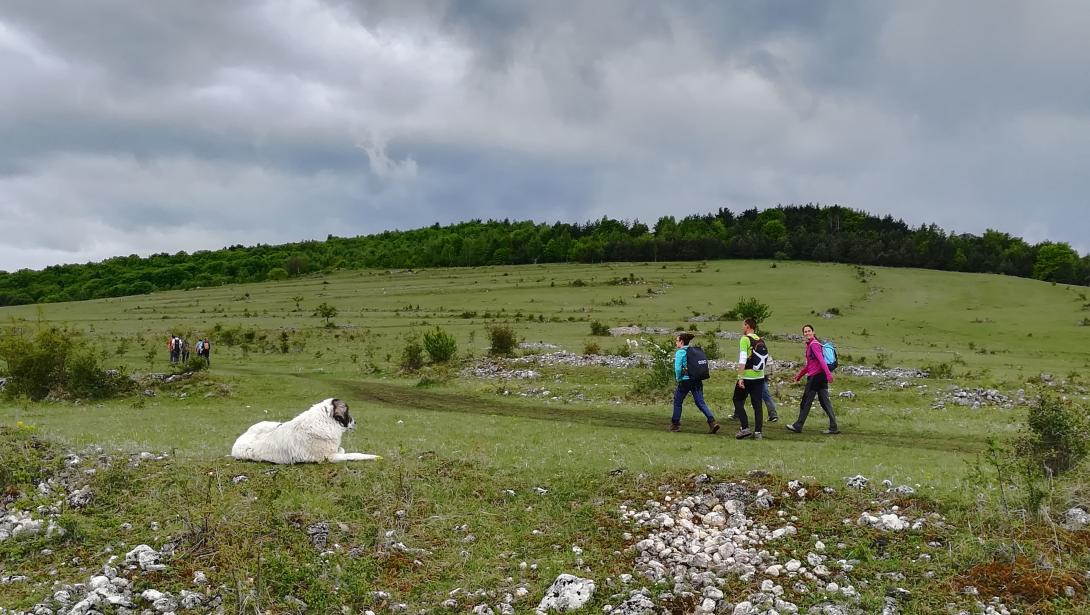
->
[330,452,381,462]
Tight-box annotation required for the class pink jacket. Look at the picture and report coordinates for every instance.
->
[794,339,834,382]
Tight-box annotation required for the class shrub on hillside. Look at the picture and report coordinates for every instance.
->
[487,325,517,357]
[178,355,209,374]
[0,327,132,401]
[423,327,458,363]
[1017,393,1090,477]
[722,297,773,329]
[972,393,1090,516]
[923,361,954,379]
[400,335,425,372]
[702,335,720,360]
[590,321,610,336]
[629,337,676,398]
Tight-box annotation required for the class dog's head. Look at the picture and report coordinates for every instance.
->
[325,398,355,430]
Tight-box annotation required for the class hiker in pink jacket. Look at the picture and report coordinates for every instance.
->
[785,324,840,434]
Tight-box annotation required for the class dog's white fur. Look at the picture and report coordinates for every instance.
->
[230,398,379,464]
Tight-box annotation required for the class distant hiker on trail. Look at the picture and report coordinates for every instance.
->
[732,318,768,440]
[168,335,180,364]
[669,333,719,433]
[198,338,211,366]
[785,324,840,435]
[180,338,190,363]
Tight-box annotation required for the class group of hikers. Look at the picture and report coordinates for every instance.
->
[671,318,839,439]
[168,335,211,366]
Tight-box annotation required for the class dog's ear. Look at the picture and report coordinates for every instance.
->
[330,398,352,428]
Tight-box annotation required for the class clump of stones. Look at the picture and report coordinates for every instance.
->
[3,448,1083,614]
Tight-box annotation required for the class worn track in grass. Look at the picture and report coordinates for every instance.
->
[288,374,987,455]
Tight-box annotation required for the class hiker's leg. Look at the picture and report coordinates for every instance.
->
[732,383,749,430]
[796,378,817,428]
[817,386,838,431]
[671,381,688,425]
[691,381,715,422]
[746,379,763,433]
[763,380,778,419]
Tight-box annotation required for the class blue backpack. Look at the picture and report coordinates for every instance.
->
[818,339,838,371]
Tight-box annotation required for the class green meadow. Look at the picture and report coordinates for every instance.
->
[1,260,1088,614]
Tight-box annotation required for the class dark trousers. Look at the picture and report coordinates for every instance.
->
[672,379,715,424]
[763,378,778,419]
[732,378,764,432]
[794,373,838,431]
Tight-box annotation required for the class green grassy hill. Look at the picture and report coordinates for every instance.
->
[1,260,1088,614]
[5,259,1087,378]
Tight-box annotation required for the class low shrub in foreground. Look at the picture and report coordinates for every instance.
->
[487,325,517,357]
[423,327,458,363]
[0,327,133,401]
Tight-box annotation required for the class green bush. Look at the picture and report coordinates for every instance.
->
[487,325,517,357]
[68,350,135,398]
[583,342,601,356]
[589,321,610,336]
[629,337,676,398]
[924,361,954,379]
[1018,393,1090,477]
[0,327,131,401]
[179,355,209,373]
[972,393,1090,516]
[722,297,773,329]
[314,302,338,325]
[702,336,720,360]
[423,327,458,363]
[399,336,425,372]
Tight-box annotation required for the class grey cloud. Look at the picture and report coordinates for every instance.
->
[1,0,1089,271]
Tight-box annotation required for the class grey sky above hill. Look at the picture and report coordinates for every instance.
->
[2,1,1088,271]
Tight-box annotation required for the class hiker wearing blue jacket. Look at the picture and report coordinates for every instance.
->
[670,332,720,434]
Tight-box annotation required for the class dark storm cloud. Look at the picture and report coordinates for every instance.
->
[1,0,1088,271]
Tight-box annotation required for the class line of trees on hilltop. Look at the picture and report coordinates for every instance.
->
[1,204,1087,306]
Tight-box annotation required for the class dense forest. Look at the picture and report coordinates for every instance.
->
[2,204,1087,306]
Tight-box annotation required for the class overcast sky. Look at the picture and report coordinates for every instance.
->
[3,1,1088,271]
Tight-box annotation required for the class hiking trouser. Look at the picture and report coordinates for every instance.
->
[672,379,716,424]
[795,373,838,431]
[762,378,778,419]
[732,378,764,432]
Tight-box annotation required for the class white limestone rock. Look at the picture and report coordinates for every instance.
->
[537,574,596,612]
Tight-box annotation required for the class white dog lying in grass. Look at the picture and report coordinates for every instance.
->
[231,398,380,464]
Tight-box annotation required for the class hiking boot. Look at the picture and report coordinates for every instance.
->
[785,424,801,433]
[822,428,841,435]
[767,414,779,423]
[753,431,763,440]
[735,428,754,440]
[669,423,681,432]
[708,420,720,434]
[726,414,739,422]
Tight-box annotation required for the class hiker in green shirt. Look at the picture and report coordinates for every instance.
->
[732,318,768,439]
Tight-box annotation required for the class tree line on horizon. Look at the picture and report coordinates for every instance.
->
[1,204,1087,306]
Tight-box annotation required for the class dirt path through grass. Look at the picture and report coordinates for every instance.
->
[292,374,986,455]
